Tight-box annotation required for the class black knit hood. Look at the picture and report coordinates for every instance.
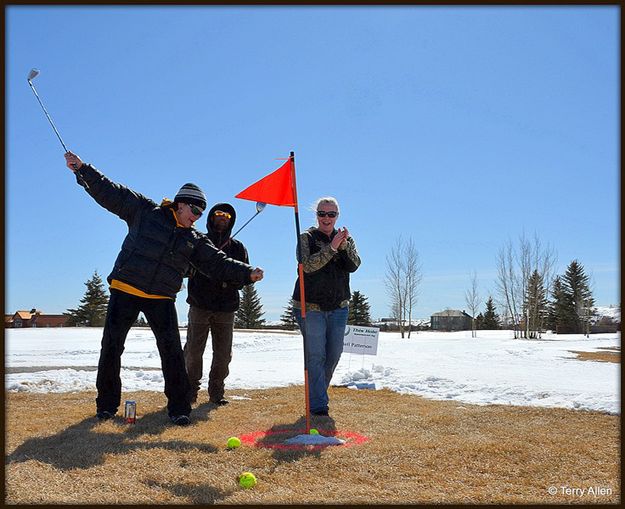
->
[188,202,249,312]
[206,203,236,246]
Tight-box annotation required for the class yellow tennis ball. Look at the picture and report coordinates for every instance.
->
[239,472,257,489]
[309,428,320,435]
[227,437,241,449]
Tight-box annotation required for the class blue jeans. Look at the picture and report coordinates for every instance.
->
[294,307,349,414]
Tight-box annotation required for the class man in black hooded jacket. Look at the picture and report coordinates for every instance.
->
[184,203,250,406]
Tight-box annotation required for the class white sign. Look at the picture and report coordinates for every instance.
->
[343,325,379,356]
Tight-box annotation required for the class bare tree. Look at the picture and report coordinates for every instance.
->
[527,233,557,338]
[519,234,533,339]
[496,233,557,339]
[385,238,406,337]
[389,297,403,333]
[385,236,422,338]
[496,240,521,338]
[404,240,422,338]
[465,271,481,338]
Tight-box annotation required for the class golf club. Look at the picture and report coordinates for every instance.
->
[27,68,69,153]
[219,202,266,249]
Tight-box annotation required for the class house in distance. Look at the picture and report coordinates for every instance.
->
[5,309,68,328]
[431,309,472,332]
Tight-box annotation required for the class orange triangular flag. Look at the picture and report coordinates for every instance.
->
[235,160,296,207]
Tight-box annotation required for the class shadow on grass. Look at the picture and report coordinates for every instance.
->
[6,408,218,471]
[145,479,235,504]
[190,401,219,422]
[256,415,338,463]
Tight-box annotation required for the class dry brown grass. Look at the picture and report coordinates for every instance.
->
[570,349,620,363]
[5,386,620,504]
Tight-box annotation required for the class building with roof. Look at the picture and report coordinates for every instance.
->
[430,309,472,332]
[5,309,68,328]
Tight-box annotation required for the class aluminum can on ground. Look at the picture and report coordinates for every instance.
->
[124,400,136,424]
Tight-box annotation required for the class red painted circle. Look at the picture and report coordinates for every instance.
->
[239,428,369,450]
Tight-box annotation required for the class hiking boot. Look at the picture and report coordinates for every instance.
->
[210,398,229,406]
[170,414,191,426]
[96,410,116,420]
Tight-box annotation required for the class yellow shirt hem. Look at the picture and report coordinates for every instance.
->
[110,280,172,300]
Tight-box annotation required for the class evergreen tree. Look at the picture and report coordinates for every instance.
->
[279,298,298,330]
[134,314,148,327]
[64,271,109,326]
[562,260,595,335]
[524,270,548,338]
[474,312,484,330]
[348,290,372,326]
[547,275,575,333]
[235,284,266,329]
[481,296,500,330]
[548,263,595,335]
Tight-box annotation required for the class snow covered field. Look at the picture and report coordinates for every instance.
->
[5,328,620,414]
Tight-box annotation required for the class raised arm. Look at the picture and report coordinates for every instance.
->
[65,151,154,222]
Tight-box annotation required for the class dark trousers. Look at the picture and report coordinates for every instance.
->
[183,306,235,402]
[96,289,192,417]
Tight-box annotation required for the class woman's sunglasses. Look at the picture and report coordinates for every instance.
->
[317,211,338,218]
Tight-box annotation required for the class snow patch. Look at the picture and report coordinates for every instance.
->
[4,328,620,414]
[284,434,345,446]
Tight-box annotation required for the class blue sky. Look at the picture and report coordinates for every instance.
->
[6,6,620,322]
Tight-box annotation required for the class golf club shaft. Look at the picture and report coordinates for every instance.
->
[28,80,68,152]
[219,211,261,249]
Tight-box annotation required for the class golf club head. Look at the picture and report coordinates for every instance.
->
[27,68,40,81]
[256,202,267,213]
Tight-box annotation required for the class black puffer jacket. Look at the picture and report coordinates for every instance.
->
[187,203,250,312]
[76,165,253,298]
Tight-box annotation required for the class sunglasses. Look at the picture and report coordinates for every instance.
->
[214,210,232,219]
[317,210,338,218]
[187,203,204,217]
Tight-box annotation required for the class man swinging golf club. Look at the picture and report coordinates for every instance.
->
[64,151,264,426]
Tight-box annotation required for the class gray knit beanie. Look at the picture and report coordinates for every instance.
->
[174,183,207,210]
